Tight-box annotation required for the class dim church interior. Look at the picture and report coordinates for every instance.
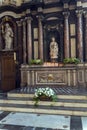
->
[0,0,87,91]
[0,0,87,117]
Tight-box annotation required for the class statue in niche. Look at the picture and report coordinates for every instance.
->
[50,37,58,62]
[2,23,14,50]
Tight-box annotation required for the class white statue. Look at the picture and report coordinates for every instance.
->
[50,37,58,60]
[2,23,14,50]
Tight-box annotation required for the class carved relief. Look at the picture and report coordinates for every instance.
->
[44,24,59,31]
[0,0,17,5]
[44,0,60,3]
[78,70,84,83]
[36,71,66,85]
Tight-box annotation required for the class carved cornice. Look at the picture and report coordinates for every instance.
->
[44,0,60,3]
[2,16,12,22]
[61,0,70,4]
[44,24,60,30]
[76,1,82,7]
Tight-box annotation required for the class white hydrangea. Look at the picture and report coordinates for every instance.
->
[34,87,55,98]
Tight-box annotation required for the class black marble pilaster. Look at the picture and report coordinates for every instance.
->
[27,17,32,63]
[17,21,23,64]
[38,15,43,60]
[0,25,3,50]
[22,20,27,64]
[84,11,87,61]
[76,10,83,62]
[63,12,70,58]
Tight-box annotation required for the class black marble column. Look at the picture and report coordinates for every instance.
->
[63,12,70,58]
[0,25,2,50]
[38,16,43,60]
[27,17,32,63]
[17,21,23,64]
[76,10,83,62]
[22,20,27,64]
[84,12,87,61]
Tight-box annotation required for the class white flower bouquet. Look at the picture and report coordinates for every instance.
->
[33,87,57,106]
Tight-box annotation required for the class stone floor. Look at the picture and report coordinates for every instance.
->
[9,86,87,95]
[0,111,86,130]
[0,86,87,130]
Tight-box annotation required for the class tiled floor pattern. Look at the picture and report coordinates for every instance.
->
[0,111,86,130]
[11,86,87,95]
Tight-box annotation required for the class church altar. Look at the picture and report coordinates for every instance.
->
[20,63,87,88]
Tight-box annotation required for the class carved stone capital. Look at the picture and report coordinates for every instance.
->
[64,3,69,9]
[76,10,83,18]
[37,15,44,21]
[21,19,26,24]
[63,12,70,19]
[16,21,22,27]
[38,7,43,12]
[26,9,31,14]
[26,17,32,23]
[83,11,87,18]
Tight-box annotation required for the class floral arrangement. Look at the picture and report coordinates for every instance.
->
[29,59,43,65]
[63,57,80,64]
[33,87,57,106]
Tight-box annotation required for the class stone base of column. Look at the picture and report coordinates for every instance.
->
[50,58,58,63]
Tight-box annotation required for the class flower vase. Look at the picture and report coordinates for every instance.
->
[39,95,52,101]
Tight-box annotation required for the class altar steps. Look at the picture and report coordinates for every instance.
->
[0,92,87,116]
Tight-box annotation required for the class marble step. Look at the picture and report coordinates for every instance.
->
[7,93,87,100]
[5,97,87,103]
[0,103,87,116]
[5,91,87,116]
[0,99,87,108]
[0,98,87,108]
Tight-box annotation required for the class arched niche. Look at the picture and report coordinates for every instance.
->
[43,19,63,62]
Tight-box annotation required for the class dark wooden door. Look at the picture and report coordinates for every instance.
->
[0,51,15,92]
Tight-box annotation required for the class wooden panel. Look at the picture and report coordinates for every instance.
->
[2,56,15,77]
[2,79,15,91]
[0,51,15,92]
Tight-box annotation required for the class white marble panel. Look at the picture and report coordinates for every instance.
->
[0,113,70,130]
[82,117,87,130]
[0,111,3,114]
[0,129,8,130]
